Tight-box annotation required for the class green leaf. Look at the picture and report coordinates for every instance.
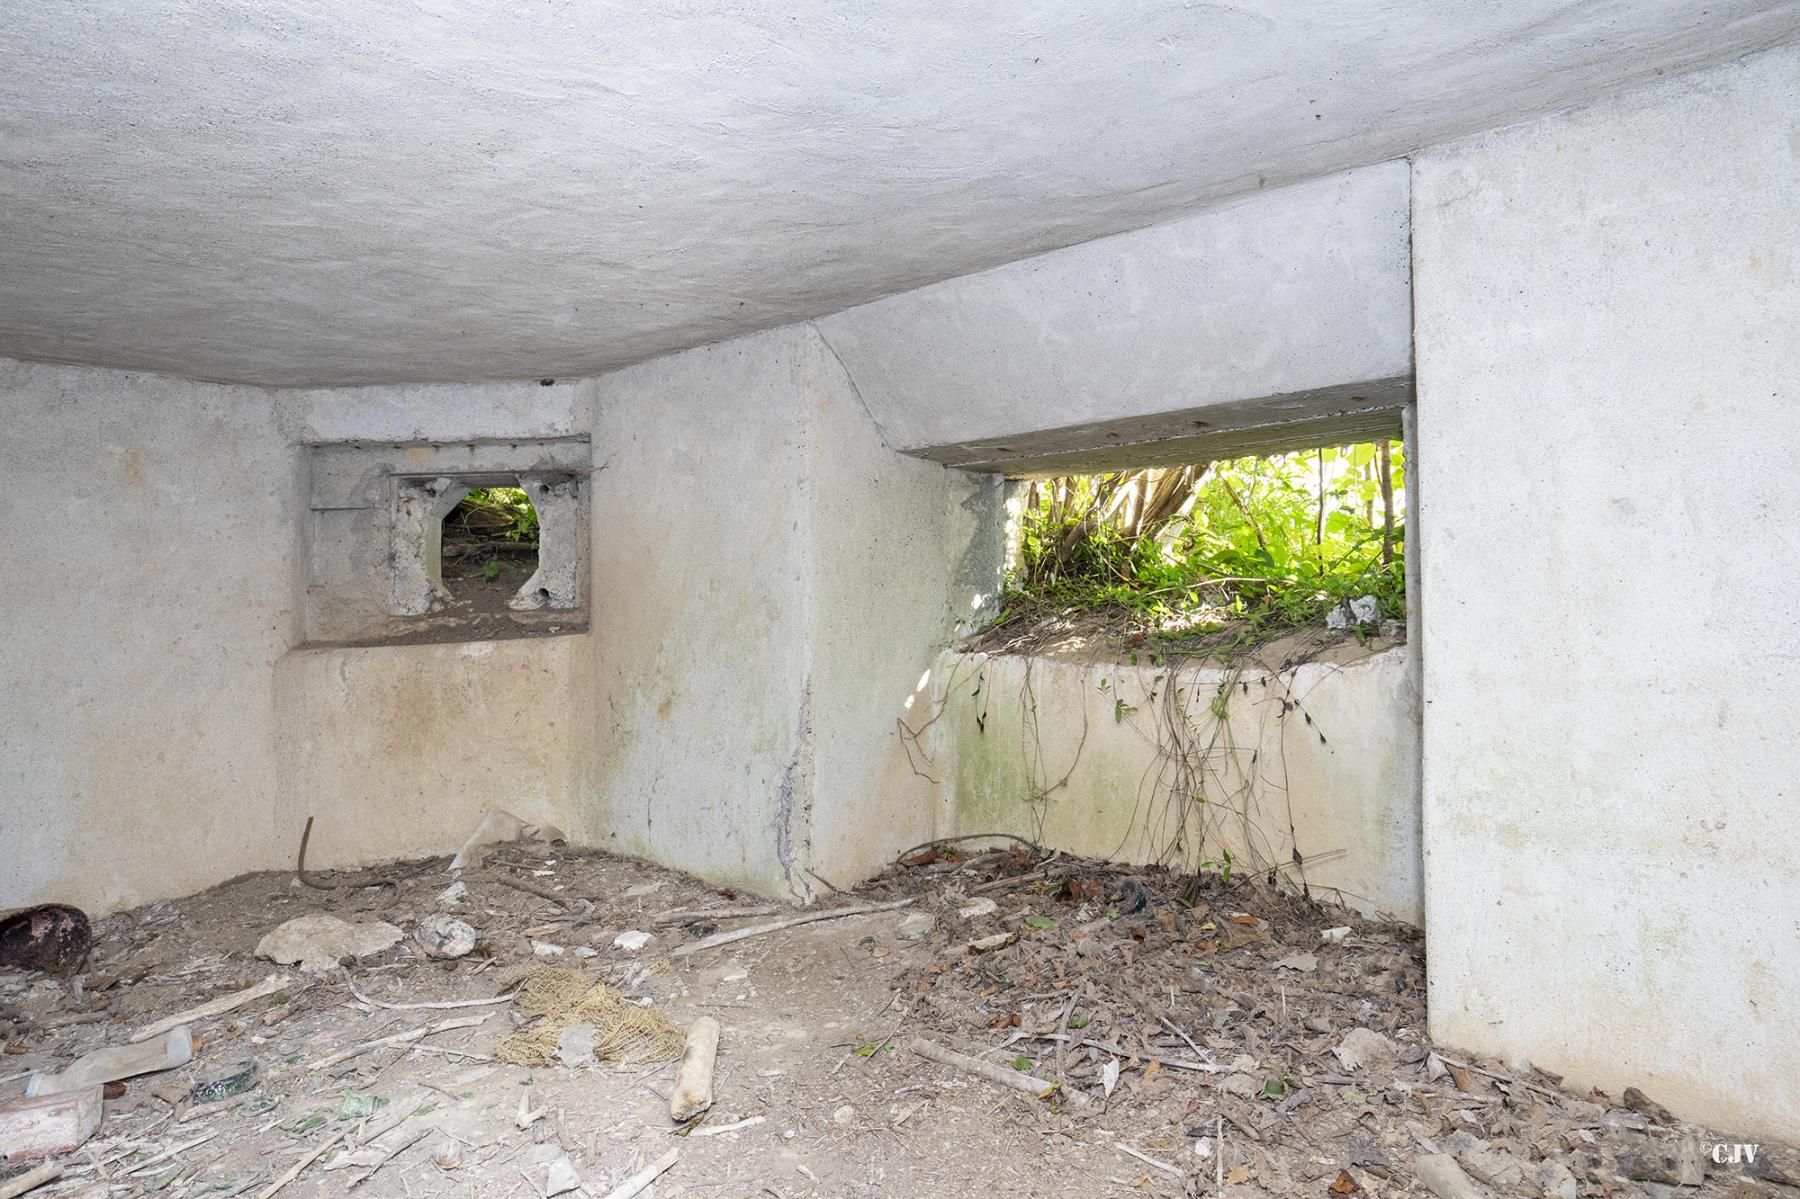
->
[1011,1056,1032,1071]
[1023,915,1057,930]
[854,1041,879,1058]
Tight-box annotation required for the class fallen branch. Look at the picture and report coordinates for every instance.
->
[130,975,291,1043]
[1056,980,1086,1084]
[600,1147,679,1199]
[120,1131,219,1176]
[968,869,1050,896]
[688,1115,764,1137]
[670,899,914,958]
[1432,1052,1566,1101]
[1016,1032,1223,1074]
[1118,1144,1182,1178]
[1156,1014,1210,1063]
[669,1017,720,1122]
[0,1163,61,1199]
[466,871,569,907]
[343,975,515,1012]
[308,1013,492,1071]
[257,1127,350,1199]
[347,1126,430,1189]
[891,834,1040,865]
[908,1037,1089,1108]
[652,906,781,928]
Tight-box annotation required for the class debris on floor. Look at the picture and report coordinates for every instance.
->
[0,907,89,977]
[0,841,1792,1197]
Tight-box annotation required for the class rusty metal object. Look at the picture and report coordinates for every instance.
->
[0,906,91,975]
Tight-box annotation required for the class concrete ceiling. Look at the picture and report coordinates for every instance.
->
[3,3,1798,388]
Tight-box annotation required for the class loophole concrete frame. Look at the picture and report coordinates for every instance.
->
[303,437,590,646]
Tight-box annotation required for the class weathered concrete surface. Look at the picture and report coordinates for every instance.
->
[930,648,1422,924]
[272,637,580,871]
[1413,41,1800,1140]
[0,362,597,912]
[5,4,1800,385]
[0,360,296,912]
[576,324,1000,898]
[803,338,1006,888]
[818,165,1414,467]
[511,472,587,612]
[575,331,815,895]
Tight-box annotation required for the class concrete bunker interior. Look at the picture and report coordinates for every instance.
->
[2,7,1798,1197]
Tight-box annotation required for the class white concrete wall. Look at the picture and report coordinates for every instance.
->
[0,364,598,912]
[803,332,1006,889]
[0,331,995,912]
[574,332,815,894]
[269,379,594,871]
[929,648,1423,924]
[575,325,1001,898]
[1413,42,1800,1140]
[0,360,297,911]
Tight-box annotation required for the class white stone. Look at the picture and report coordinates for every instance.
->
[415,914,477,960]
[895,913,936,941]
[612,931,653,953]
[255,915,403,974]
[543,1155,581,1197]
[555,1024,596,1069]
[1333,1028,1398,1073]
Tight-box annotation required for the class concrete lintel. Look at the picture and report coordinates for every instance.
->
[918,377,1411,476]
[816,163,1413,456]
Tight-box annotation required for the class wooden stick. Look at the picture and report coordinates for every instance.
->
[1216,1115,1224,1196]
[670,899,913,958]
[907,1037,1089,1107]
[0,1163,61,1199]
[652,906,781,928]
[466,871,569,907]
[599,1147,679,1199]
[120,1130,220,1176]
[1021,1032,1223,1074]
[688,1115,764,1137]
[1156,1014,1210,1063]
[130,975,292,1042]
[669,1017,720,1122]
[967,868,1050,896]
[347,1126,431,1189]
[343,975,515,1012]
[1056,980,1086,1084]
[1118,1144,1182,1178]
[1432,1053,1567,1101]
[308,1013,492,1071]
[256,1127,350,1199]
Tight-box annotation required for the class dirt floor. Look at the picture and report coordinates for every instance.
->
[1,841,1792,1199]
